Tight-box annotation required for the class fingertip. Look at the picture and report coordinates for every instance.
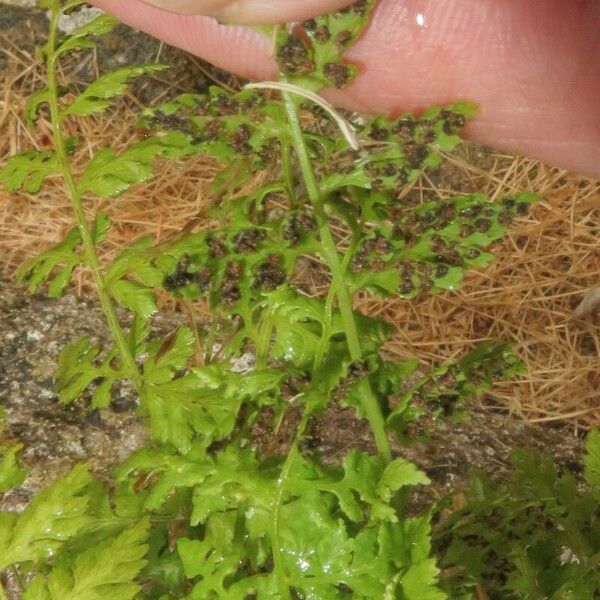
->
[139,0,354,24]
[90,0,277,80]
[216,0,354,24]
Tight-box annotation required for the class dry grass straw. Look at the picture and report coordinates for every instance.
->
[360,154,600,432]
[1,26,599,430]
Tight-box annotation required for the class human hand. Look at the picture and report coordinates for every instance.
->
[89,0,600,178]
[133,0,353,23]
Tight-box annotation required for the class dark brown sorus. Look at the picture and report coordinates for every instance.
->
[233,228,266,254]
[364,162,398,181]
[327,149,359,174]
[254,255,286,290]
[230,124,252,153]
[302,19,317,31]
[163,256,194,290]
[201,119,224,141]
[221,261,242,305]
[461,204,483,218]
[419,277,434,292]
[418,210,436,228]
[239,95,263,111]
[351,235,391,271]
[165,270,195,290]
[225,260,242,278]
[382,163,397,177]
[399,279,415,295]
[368,124,389,141]
[335,30,353,48]
[283,212,316,246]
[398,261,415,280]
[394,168,409,188]
[421,230,440,256]
[417,262,434,279]
[440,109,466,135]
[370,258,387,271]
[370,178,384,192]
[420,129,437,144]
[207,234,228,259]
[474,218,492,233]
[257,139,279,166]
[438,248,462,266]
[340,0,368,16]
[193,99,210,116]
[364,163,380,178]
[498,211,514,226]
[393,118,416,139]
[365,234,392,254]
[196,267,211,292]
[213,94,239,115]
[459,224,474,238]
[436,202,457,226]
[403,141,429,168]
[350,258,366,272]
[433,393,458,416]
[324,62,351,88]
[392,224,415,245]
[435,264,450,278]
[150,111,190,134]
[516,202,529,216]
[313,24,331,43]
[277,36,315,75]
[347,359,369,380]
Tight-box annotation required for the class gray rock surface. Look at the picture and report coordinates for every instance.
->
[0,279,187,512]
[2,0,35,6]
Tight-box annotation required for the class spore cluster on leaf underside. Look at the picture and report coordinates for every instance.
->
[145,87,534,306]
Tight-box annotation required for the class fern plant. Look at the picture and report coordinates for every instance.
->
[434,431,600,599]
[2,1,593,599]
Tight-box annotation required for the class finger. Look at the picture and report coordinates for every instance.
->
[338,0,600,178]
[89,0,600,178]
[91,0,276,80]
[140,0,354,24]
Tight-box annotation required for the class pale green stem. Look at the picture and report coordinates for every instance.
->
[46,2,142,392]
[255,312,274,370]
[314,284,335,370]
[271,408,311,600]
[281,140,296,206]
[282,90,392,462]
[314,229,363,370]
[184,300,204,365]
